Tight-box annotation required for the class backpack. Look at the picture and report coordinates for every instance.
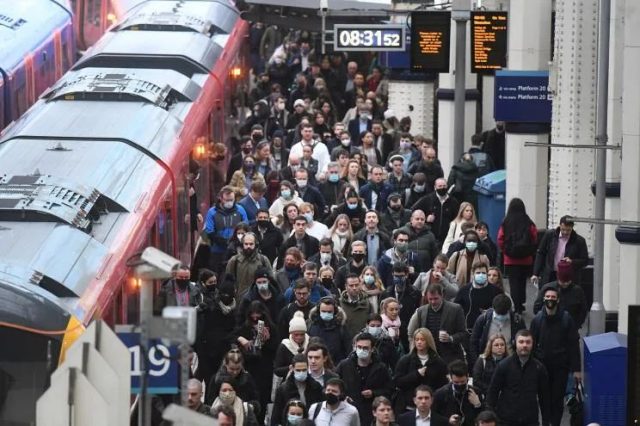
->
[504,225,535,258]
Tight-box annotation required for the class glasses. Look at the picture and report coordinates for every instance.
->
[287,400,305,409]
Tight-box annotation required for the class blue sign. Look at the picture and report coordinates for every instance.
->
[494,70,552,123]
[117,332,179,394]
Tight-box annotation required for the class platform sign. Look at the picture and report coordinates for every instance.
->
[334,24,405,51]
[470,11,508,74]
[117,331,179,394]
[494,70,552,123]
[410,11,451,73]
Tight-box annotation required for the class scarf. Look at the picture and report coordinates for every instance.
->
[281,335,310,355]
[212,397,244,425]
[381,314,401,341]
[218,299,236,315]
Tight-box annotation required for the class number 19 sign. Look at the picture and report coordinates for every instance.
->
[117,330,180,394]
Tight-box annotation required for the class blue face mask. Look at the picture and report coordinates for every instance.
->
[303,212,314,223]
[494,313,508,322]
[363,275,375,286]
[328,173,340,183]
[356,348,370,359]
[347,202,358,210]
[257,283,270,292]
[465,241,478,252]
[287,414,303,425]
[320,312,334,322]
[474,272,488,285]
[281,189,292,199]
[293,371,308,382]
[393,276,406,288]
[368,326,382,337]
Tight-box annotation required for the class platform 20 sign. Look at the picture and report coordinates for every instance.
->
[334,25,406,52]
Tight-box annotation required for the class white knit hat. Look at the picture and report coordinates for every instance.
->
[289,311,307,333]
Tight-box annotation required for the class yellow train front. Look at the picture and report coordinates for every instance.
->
[0,1,248,424]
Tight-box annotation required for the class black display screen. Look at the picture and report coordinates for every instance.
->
[410,11,451,73]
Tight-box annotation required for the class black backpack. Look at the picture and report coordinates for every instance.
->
[504,225,536,258]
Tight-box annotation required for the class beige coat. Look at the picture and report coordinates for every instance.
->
[447,249,490,285]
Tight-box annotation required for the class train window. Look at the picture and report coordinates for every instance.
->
[177,163,191,263]
[14,84,27,117]
[157,189,174,256]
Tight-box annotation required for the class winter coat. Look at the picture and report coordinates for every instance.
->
[533,228,589,284]
[359,181,394,212]
[447,249,490,286]
[273,336,310,378]
[533,281,588,328]
[397,224,439,272]
[338,291,373,340]
[407,161,445,192]
[446,159,479,208]
[277,302,315,340]
[472,355,502,397]
[271,374,324,426]
[206,367,260,409]
[225,251,273,298]
[432,382,483,426]
[205,203,249,254]
[411,194,460,245]
[380,208,412,235]
[252,221,284,264]
[530,308,581,372]
[376,248,420,288]
[239,194,269,224]
[196,289,237,357]
[353,228,392,261]
[380,285,421,351]
[307,305,352,363]
[412,270,459,302]
[154,280,200,314]
[237,283,285,327]
[392,350,448,413]
[336,353,392,426]
[469,309,526,365]
[276,233,320,268]
[454,283,503,331]
[497,222,537,266]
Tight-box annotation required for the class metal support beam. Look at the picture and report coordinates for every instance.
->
[138,278,153,426]
[590,0,611,336]
[524,142,621,150]
[567,217,640,227]
[452,2,470,162]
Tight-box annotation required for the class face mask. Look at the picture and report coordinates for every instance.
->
[220,294,234,305]
[243,248,255,256]
[320,312,334,322]
[219,390,236,405]
[474,272,487,285]
[176,279,189,289]
[395,242,408,253]
[320,253,332,264]
[293,371,308,382]
[244,163,255,171]
[287,414,303,425]
[223,201,234,209]
[303,212,314,223]
[257,283,270,292]
[360,114,371,121]
[347,202,358,210]
[352,253,365,263]
[341,139,351,147]
[414,184,425,193]
[252,134,263,143]
[291,164,300,172]
[368,326,382,337]
[436,187,448,197]
[393,276,406,288]
[355,348,370,360]
[321,277,334,288]
[544,299,558,309]
[242,146,252,154]
[453,383,467,394]
[257,219,270,228]
[329,173,340,183]
[465,241,478,252]
[281,189,292,199]
[494,313,508,322]
[296,179,308,188]
[237,234,245,242]
[496,124,505,131]
[363,275,375,286]
[400,141,412,150]
[325,393,340,405]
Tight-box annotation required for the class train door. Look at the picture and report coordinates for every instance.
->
[70,0,115,50]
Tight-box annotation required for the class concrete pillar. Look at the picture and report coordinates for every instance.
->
[547,0,598,246]
[617,0,640,334]
[504,0,551,227]
[437,0,478,174]
[603,0,624,312]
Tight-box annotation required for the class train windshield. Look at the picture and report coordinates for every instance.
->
[0,327,60,426]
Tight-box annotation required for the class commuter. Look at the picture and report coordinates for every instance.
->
[397,385,449,426]
[269,180,304,218]
[227,136,253,183]
[306,341,339,387]
[347,95,372,136]
[380,264,421,351]
[307,296,351,363]
[363,313,398,370]
[267,95,289,138]
[307,378,360,426]
[371,396,398,426]
[318,162,343,213]
[290,123,330,173]
[280,153,301,183]
[277,215,320,268]
[468,134,495,176]
[530,286,581,426]
[479,121,505,170]
[469,294,525,366]
[336,332,392,426]
[486,330,551,426]
[236,269,284,333]
[474,411,498,426]
[229,154,267,200]
[274,202,300,241]
[252,208,283,264]
[372,119,394,163]
[447,231,491,291]
[398,210,440,274]
[387,134,420,173]
[454,261,504,331]
[204,186,248,274]
[335,241,368,291]
[379,297,402,349]
[497,198,537,314]
[154,264,200,314]
[532,215,589,286]
[407,283,467,365]
[299,202,329,242]
[386,155,413,194]
[338,274,373,340]
[412,178,459,248]
[254,140,278,177]
[357,131,382,166]
[404,173,429,209]
[474,222,498,266]
[379,193,412,235]
[206,349,260,411]
[447,153,480,209]
[413,254,460,302]
[340,159,367,193]
[274,247,304,293]
[271,354,324,426]
[359,165,392,212]
[278,281,316,339]
[239,181,269,224]
[444,222,476,259]
[407,144,444,193]
[308,238,347,271]
[393,328,448,414]
[377,230,420,287]
[186,378,211,415]
[533,260,588,328]
[360,266,385,313]
[271,130,290,170]
[295,167,326,213]
[225,223,251,262]
[442,202,478,256]
[432,360,483,426]
[353,210,392,265]
[326,213,355,258]
[486,267,505,293]
[226,233,273,298]
[281,400,308,426]
[472,334,508,398]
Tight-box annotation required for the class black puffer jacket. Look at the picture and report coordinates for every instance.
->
[397,223,439,272]
[447,158,479,208]
[307,305,352,364]
[393,350,448,413]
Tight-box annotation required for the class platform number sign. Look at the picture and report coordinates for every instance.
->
[117,331,179,394]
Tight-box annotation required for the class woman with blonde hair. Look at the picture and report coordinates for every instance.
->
[325,213,354,257]
[472,333,509,396]
[392,328,448,413]
[360,266,385,313]
[379,297,401,346]
[442,202,477,254]
[340,159,366,192]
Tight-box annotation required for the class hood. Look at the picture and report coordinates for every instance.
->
[309,305,347,325]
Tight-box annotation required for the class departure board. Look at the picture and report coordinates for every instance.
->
[410,11,451,73]
[470,11,508,74]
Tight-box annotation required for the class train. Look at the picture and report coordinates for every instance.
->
[0,0,75,129]
[0,0,248,423]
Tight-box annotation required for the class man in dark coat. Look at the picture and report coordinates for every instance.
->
[277,280,316,338]
[412,178,460,248]
[397,210,439,273]
[353,210,392,265]
[359,165,393,212]
[533,261,588,328]
[295,167,326,215]
[432,361,484,426]
[308,238,347,271]
[236,268,285,325]
[380,192,412,234]
[453,261,504,331]
[277,216,320,268]
[532,215,590,285]
[447,153,480,210]
[252,208,283,264]
[336,332,392,426]
[307,298,352,364]
[397,385,449,426]
[318,161,343,214]
[480,121,505,170]
[407,145,444,192]
[154,264,200,314]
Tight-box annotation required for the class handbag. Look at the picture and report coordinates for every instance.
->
[568,381,584,426]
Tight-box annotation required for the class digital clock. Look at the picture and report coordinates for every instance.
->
[333,24,406,52]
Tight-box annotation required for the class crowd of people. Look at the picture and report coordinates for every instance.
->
[156,28,593,426]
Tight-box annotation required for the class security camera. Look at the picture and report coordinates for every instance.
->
[136,247,181,280]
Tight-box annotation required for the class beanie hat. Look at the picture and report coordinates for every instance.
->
[289,311,307,333]
[254,267,270,280]
[556,260,573,282]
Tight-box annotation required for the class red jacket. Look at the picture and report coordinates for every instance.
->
[497,223,537,265]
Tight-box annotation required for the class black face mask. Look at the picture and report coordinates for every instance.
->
[325,393,340,405]
[436,188,448,196]
[257,219,270,228]
[252,133,263,143]
[453,383,467,394]
[352,253,365,263]
[219,294,234,305]
[176,279,189,289]
[321,277,334,287]
[544,299,558,310]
